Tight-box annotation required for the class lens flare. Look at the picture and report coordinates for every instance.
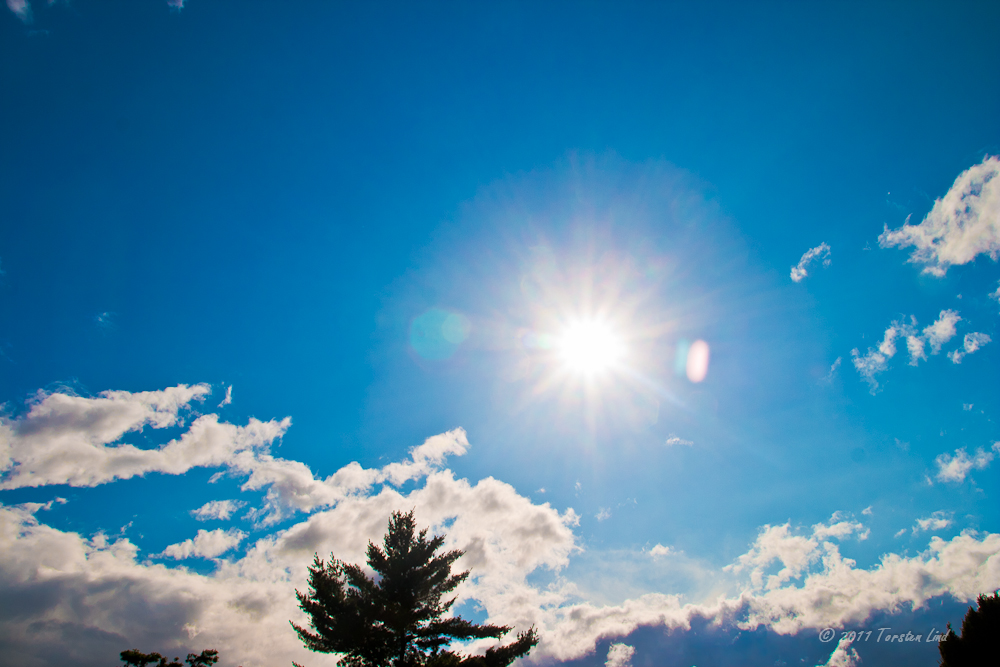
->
[556,320,625,376]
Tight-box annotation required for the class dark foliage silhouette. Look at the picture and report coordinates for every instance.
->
[938,590,1000,666]
[119,648,219,667]
[292,509,538,667]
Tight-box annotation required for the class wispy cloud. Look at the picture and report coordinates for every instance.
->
[665,434,693,446]
[6,0,31,23]
[218,385,233,407]
[851,319,909,392]
[948,332,991,364]
[852,310,966,391]
[790,243,831,283]
[191,499,246,521]
[879,156,1000,276]
[934,444,999,483]
[913,511,953,535]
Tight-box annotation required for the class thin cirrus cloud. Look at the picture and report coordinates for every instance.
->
[790,242,831,283]
[879,156,1000,276]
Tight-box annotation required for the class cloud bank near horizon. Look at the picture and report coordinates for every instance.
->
[1,384,998,667]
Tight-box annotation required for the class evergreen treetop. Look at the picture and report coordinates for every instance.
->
[292,510,538,667]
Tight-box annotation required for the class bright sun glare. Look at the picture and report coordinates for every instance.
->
[556,320,625,376]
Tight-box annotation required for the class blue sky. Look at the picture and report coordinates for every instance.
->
[1,2,999,666]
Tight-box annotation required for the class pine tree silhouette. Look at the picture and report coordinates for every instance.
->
[938,590,1000,666]
[292,510,538,667]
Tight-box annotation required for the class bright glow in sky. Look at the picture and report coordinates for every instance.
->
[556,319,625,376]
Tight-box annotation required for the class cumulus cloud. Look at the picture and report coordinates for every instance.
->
[6,0,31,22]
[2,481,1000,667]
[948,332,991,364]
[913,511,953,535]
[934,444,999,483]
[191,500,246,522]
[791,243,832,283]
[664,435,693,446]
[0,385,290,489]
[228,428,470,525]
[605,643,635,667]
[649,544,672,557]
[2,385,999,667]
[161,528,247,560]
[817,636,860,667]
[879,156,1000,276]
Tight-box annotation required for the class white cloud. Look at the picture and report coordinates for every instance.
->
[852,311,968,389]
[649,544,672,557]
[851,320,908,392]
[5,0,30,22]
[2,484,1000,667]
[823,357,842,383]
[2,385,998,666]
[664,435,693,446]
[861,506,872,516]
[191,500,246,522]
[894,528,907,538]
[596,508,612,522]
[963,403,974,411]
[791,243,832,283]
[948,332,991,364]
[879,156,1000,276]
[992,282,1000,308]
[161,528,247,560]
[725,515,867,591]
[817,636,860,667]
[218,385,233,407]
[913,511,953,535]
[923,310,961,354]
[934,445,998,483]
[605,642,635,667]
[0,385,290,490]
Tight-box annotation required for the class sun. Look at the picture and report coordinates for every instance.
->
[556,319,626,376]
